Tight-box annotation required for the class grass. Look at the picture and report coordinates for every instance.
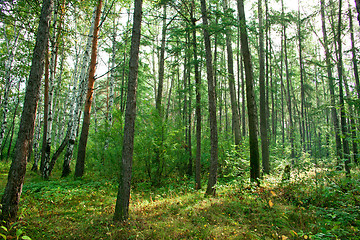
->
[0,163,360,239]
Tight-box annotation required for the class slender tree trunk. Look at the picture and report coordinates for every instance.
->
[113,0,143,221]
[238,0,260,183]
[75,0,102,178]
[320,0,343,163]
[40,47,50,173]
[42,2,60,179]
[32,98,42,171]
[354,0,360,26]
[223,0,241,147]
[0,0,52,222]
[298,2,306,153]
[349,3,360,100]
[258,0,270,174]
[336,0,351,175]
[282,0,295,159]
[201,0,219,196]
[191,1,202,190]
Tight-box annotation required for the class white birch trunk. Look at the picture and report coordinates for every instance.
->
[62,8,97,177]
[43,2,58,179]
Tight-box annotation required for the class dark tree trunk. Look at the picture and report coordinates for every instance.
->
[258,0,270,174]
[238,0,260,183]
[0,0,53,222]
[224,0,241,147]
[201,0,219,196]
[113,0,142,221]
[74,0,102,178]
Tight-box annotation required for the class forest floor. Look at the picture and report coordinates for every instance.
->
[0,163,360,239]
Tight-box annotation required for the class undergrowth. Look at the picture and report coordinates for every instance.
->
[0,163,359,239]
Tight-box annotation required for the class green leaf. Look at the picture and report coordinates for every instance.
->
[0,233,6,240]
[0,226,8,232]
[16,229,23,237]
[21,236,32,240]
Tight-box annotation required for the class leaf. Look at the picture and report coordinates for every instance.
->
[304,235,308,239]
[0,233,6,240]
[16,228,23,237]
[0,226,8,232]
[281,235,288,240]
[290,230,298,236]
[269,200,274,208]
[270,191,276,196]
[22,236,32,240]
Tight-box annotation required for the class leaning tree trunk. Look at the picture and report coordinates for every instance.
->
[0,0,52,222]
[238,0,260,183]
[113,0,143,221]
[200,0,219,196]
[258,0,270,174]
[75,0,102,178]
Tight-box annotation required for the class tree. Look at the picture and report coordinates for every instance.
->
[1,0,53,221]
[75,0,103,178]
[320,0,342,164]
[200,0,219,196]
[113,0,143,221]
[258,0,270,174]
[223,0,241,147]
[237,0,260,183]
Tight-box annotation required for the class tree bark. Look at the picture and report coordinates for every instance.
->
[238,0,260,183]
[0,0,52,222]
[201,0,219,196]
[75,0,102,178]
[113,0,143,221]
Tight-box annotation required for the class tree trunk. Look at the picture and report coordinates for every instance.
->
[349,3,360,100]
[320,0,343,163]
[40,47,50,173]
[0,0,52,222]
[75,0,102,178]
[113,0,142,221]
[201,0,219,196]
[336,0,351,175]
[191,1,202,190]
[282,0,295,159]
[354,0,360,27]
[238,0,260,183]
[258,0,270,174]
[224,0,241,147]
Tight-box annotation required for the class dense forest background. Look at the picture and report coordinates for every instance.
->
[0,0,360,239]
